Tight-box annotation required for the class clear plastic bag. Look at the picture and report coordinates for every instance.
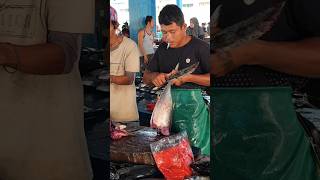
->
[150,82,173,136]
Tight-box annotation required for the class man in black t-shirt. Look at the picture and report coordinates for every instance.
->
[143,4,211,155]
[146,36,210,86]
[211,0,320,179]
[211,0,320,82]
[143,5,210,87]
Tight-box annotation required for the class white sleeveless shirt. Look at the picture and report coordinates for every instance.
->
[142,29,155,55]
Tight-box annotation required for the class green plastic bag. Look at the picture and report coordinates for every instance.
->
[171,88,210,155]
[212,87,320,180]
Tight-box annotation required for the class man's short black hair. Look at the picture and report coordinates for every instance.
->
[158,4,184,26]
[145,16,153,25]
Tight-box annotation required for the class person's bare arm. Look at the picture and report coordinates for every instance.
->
[0,31,80,75]
[143,70,158,85]
[111,72,135,85]
[211,38,320,78]
[174,73,210,87]
[143,70,172,87]
[0,43,65,74]
[251,38,320,78]
[143,69,210,87]
[138,30,146,57]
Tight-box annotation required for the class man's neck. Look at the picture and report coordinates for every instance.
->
[110,34,123,50]
[145,26,152,33]
[176,35,192,48]
[110,34,118,45]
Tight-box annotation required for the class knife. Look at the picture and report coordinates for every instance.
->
[167,62,199,81]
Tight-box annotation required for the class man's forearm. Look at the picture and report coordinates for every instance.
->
[0,43,65,75]
[250,38,320,78]
[143,71,160,85]
[184,73,210,86]
[111,72,135,85]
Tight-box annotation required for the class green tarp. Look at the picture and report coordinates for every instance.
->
[171,88,211,155]
[212,87,320,180]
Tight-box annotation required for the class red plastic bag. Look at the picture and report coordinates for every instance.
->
[150,131,194,180]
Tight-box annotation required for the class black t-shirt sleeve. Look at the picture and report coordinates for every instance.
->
[146,46,160,72]
[290,0,320,36]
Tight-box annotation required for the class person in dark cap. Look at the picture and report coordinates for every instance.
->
[110,6,140,124]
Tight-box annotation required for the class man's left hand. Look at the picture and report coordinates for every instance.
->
[211,41,258,77]
[171,75,189,86]
[210,51,238,77]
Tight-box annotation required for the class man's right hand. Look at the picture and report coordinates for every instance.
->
[152,73,168,87]
[151,69,178,87]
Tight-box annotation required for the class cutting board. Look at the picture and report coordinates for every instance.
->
[110,126,162,165]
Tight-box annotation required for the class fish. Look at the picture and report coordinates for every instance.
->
[150,81,173,136]
[150,62,199,136]
[211,1,286,52]
[110,129,129,140]
[110,121,130,140]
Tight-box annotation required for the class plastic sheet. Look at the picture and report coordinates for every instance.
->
[150,131,194,180]
[212,87,320,180]
[171,88,211,155]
